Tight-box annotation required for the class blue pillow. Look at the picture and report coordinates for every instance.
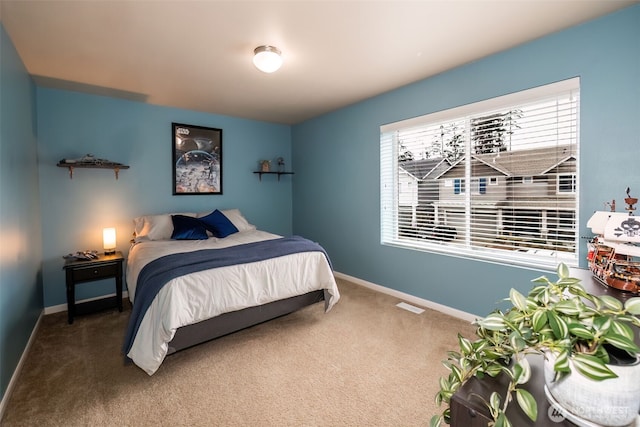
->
[199,209,239,238]
[170,215,209,240]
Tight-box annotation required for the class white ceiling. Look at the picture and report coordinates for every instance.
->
[1,1,637,124]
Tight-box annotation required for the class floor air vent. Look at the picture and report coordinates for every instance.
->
[396,302,425,314]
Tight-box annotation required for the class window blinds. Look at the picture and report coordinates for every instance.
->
[380,78,580,269]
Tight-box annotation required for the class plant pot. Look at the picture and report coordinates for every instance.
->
[544,351,640,426]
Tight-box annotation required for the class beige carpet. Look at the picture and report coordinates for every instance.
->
[1,279,475,427]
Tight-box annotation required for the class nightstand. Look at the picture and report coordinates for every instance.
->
[63,251,124,324]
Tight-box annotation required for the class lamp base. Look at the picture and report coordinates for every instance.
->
[104,250,116,255]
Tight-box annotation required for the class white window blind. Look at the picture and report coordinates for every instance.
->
[381,78,580,270]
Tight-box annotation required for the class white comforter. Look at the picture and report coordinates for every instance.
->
[126,230,340,375]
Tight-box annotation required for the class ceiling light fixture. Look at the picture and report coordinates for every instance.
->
[253,45,282,73]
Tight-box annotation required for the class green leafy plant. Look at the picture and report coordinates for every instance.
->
[431,263,640,427]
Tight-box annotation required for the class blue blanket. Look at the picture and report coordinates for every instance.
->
[123,236,331,355]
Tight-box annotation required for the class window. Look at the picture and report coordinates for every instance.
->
[558,174,576,193]
[471,178,487,195]
[380,78,579,269]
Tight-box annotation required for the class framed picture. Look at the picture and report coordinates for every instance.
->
[172,123,222,195]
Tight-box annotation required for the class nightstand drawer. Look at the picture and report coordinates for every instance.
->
[72,263,118,282]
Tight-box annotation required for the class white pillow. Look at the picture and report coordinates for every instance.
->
[133,212,196,241]
[197,209,256,232]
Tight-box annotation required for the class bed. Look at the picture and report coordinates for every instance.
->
[123,209,340,375]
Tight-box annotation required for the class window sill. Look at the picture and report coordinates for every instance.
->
[381,239,578,272]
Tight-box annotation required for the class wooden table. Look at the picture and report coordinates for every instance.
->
[450,268,640,426]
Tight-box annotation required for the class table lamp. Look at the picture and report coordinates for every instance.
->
[103,227,116,255]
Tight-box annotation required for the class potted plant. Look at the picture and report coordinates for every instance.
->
[431,263,640,427]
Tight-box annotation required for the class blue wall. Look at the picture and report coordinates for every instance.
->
[292,5,640,316]
[0,25,43,403]
[37,90,293,307]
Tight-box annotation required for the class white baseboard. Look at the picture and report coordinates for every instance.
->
[0,310,43,420]
[333,271,479,323]
[44,291,129,315]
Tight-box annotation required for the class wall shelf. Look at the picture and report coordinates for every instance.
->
[253,171,294,181]
[57,162,130,179]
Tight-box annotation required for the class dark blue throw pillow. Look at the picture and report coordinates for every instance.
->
[199,209,239,238]
[170,215,209,240]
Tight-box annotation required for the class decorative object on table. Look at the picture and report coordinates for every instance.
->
[57,154,129,179]
[431,263,640,427]
[260,160,271,172]
[625,186,637,211]
[605,199,616,212]
[103,227,116,255]
[63,250,99,261]
[172,123,222,195]
[586,187,640,293]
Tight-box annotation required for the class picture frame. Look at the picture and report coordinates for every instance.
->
[172,122,222,195]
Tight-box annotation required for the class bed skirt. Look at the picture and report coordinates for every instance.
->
[167,289,326,355]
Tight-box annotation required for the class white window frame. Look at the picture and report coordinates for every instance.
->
[380,78,580,270]
[454,178,466,195]
[558,173,577,194]
[471,178,487,195]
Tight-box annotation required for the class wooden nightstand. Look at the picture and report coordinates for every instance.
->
[63,251,124,324]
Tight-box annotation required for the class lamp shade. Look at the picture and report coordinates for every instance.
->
[103,227,116,254]
[253,45,282,73]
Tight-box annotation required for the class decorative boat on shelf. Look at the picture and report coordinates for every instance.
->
[586,189,640,294]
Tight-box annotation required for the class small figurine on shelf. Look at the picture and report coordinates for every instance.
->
[260,160,271,172]
[277,157,285,173]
